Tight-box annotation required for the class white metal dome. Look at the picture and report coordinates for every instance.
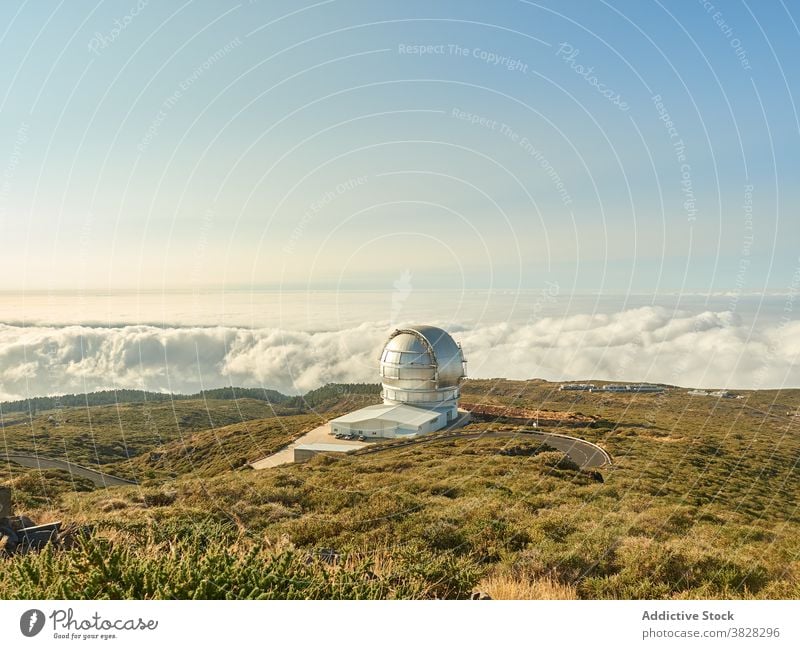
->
[379,325,466,408]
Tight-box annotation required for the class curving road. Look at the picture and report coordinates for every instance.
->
[2,454,136,487]
[353,429,611,468]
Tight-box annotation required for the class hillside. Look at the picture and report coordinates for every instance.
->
[0,397,286,467]
[1,379,798,599]
[0,383,381,469]
[115,413,324,480]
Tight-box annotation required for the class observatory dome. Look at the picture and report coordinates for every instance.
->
[379,325,466,411]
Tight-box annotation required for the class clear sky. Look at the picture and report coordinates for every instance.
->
[0,0,798,294]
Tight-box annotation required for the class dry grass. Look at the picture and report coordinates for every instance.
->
[477,574,577,600]
[98,498,129,512]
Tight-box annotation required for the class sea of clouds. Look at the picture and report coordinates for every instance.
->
[1,305,798,402]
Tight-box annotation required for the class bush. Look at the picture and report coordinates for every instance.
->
[499,443,554,457]
[467,517,530,562]
[421,520,466,552]
[533,451,580,471]
[428,484,462,498]
[0,529,480,599]
[142,490,177,507]
[99,499,129,512]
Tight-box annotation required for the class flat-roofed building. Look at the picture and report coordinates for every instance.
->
[330,403,447,439]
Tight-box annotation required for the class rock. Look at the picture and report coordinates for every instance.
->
[16,522,61,553]
[470,591,492,600]
[18,521,62,535]
[6,515,35,532]
[0,522,18,539]
[17,530,57,553]
[0,486,11,518]
[0,526,19,554]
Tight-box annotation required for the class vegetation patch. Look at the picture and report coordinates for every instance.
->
[2,379,799,599]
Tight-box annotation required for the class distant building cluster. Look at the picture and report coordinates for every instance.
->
[559,383,665,394]
[687,389,739,398]
[559,383,596,391]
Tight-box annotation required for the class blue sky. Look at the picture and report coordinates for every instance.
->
[0,0,797,294]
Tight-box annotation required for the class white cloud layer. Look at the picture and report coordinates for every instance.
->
[0,306,798,402]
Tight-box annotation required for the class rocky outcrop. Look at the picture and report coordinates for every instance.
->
[0,486,84,556]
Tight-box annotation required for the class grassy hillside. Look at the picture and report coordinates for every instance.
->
[0,383,381,470]
[0,398,286,467]
[115,413,324,481]
[0,387,292,416]
[1,379,798,599]
[1,462,96,510]
[0,384,380,510]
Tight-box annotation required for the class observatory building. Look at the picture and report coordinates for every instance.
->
[329,325,468,439]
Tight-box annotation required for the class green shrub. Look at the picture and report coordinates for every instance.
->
[421,520,466,551]
[0,528,480,600]
[142,490,177,507]
[533,452,580,472]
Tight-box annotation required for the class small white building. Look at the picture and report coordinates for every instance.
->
[600,383,664,393]
[330,403,447,439]
[629,383,664,393]
[601,384,631,392]
[559,383,596,391]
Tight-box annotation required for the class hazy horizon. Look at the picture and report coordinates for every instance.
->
[0,289,797,401]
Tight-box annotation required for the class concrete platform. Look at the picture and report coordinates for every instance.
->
[249,423,368,469]
[249,408,470,470]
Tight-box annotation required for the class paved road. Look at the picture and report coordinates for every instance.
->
[2,454,136,487]
[354,429,612,469]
